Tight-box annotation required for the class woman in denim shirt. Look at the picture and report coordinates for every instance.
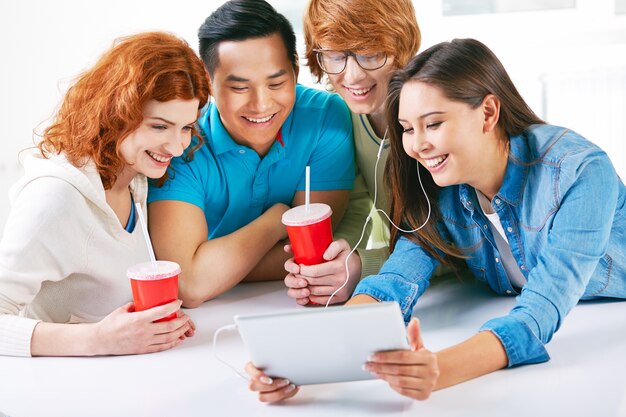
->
[249,38,625,402]
[346,38,626,399]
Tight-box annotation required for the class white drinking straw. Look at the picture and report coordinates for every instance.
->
[135,202,158,269]
[305,166,310,212]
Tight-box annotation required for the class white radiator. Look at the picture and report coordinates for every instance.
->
[540,67,626,180]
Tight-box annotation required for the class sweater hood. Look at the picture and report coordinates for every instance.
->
[9,149,146,215]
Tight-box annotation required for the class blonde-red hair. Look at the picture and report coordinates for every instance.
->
[303,0,421,82]
[38,31,210,189]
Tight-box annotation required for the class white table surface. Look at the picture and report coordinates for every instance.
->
[1,276,625,417]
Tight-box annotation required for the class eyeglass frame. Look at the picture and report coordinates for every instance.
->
[312,49,388,75]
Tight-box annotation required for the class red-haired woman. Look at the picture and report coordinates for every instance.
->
[0,32,210,357]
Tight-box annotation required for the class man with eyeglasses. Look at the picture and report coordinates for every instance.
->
[250,0,428,403]
[283,0,423,307]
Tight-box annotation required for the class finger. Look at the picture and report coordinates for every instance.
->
[368,349,427,364]
[144,337,184,354]
[245,361,268,381]
[258,383,299,403]
[388,383,433,401]
[152,314,191,335]
[118,302,135,313]
[408,318,424,351]
[283,244,293,254]
[365,362,427,378]
[152,321,192,344]
[284,274,308,289]
[322,239,351,261]
[307,284,346,296]
[309,293,348,305]
[287,286,310,299]
[299,260,344,279]
[135,299,182,322]
[284,257,300,275]
[296,296,310,306]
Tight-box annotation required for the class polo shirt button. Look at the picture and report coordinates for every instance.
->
[507,227,513,233]
[495,198,501,204]
[239,149,245,154]
[495,257,500,263]
[506,290,512,294]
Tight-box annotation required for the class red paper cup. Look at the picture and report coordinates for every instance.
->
[127,261,180,322]
[282,203,333,266]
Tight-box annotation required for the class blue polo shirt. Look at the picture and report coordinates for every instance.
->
[148,84,355,239]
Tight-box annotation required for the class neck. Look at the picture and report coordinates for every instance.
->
[108,166,135,195]
[474,139,509,201]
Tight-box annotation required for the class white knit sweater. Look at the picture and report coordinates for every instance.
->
[0,150,151,356]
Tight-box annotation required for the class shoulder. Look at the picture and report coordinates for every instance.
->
[294,84,349,113]
[521,124,618,194]
[522,124,607,166]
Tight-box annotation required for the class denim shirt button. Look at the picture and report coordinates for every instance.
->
[239,149,246,154]
[507,227,513,233]
[495,198,501,204]
[483,224,488,229]
[506,290,512,294]
[495,257,500,263]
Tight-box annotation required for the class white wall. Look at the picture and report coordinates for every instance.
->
[1,0,625,233]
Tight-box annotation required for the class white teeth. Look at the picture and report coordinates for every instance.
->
[146,150,172,163]
[425,155,448,168]
[347,86,372,96]
[244,114,274,123]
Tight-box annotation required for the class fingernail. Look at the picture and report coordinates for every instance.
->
[367,355,375,361]
[260,376,273,384]
[285,383,296,392]
[276,379,290,388]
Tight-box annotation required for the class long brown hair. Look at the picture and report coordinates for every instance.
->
[38,32,210,189]
[385,38,544,265]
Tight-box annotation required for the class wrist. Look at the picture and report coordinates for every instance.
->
[86,322,103,356]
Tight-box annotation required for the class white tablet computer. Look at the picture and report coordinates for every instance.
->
[234,302,409,386]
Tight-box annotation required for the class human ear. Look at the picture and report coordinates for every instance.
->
[482,94,501,133]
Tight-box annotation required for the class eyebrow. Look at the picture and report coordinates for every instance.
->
[146,116,196,126]
[225,69,288,83]
[398,111,445,123]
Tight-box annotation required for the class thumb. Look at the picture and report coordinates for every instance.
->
[323,239,348,261]
[408,318,424,351]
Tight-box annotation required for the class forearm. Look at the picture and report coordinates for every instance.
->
[435,331,508,390]
[243,240,291,282]
[182,207,288,306]
[31,321,98,356]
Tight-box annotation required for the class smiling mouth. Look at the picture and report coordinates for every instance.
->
[345,85,373,96]
[145,150,172,164]
[243,113,276,124]
[424,154,448,169]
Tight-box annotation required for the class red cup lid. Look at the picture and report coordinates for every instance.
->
[281,203,332,226]
[127,260,181,280]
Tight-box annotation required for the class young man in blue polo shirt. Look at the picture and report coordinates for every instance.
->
[147,0,354,307]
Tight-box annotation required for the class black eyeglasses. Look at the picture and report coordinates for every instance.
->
[313,49,388,74]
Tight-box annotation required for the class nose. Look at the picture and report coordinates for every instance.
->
[343,55,366,83]
[165,130,187,157]
[249,87,272,114]
[411,132,430,156]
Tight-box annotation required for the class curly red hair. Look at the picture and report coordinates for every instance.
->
[38,31,210,189]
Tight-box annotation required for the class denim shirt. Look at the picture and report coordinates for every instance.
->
[353,124,626,367]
